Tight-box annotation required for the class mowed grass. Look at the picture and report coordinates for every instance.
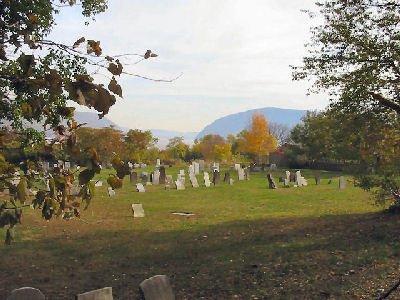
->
[1,168,399,299]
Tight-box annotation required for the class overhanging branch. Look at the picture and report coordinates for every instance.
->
[368,92,400,115]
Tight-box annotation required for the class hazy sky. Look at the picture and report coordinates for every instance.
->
[50,0,327,132]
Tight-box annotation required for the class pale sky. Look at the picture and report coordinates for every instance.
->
[50,0,328,132]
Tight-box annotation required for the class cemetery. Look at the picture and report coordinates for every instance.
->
[1,162,396,299]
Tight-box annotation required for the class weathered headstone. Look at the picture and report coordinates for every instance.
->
[212,162,220,172]
[315,175,320,185]
[65,161,71,170]
[75,287,113,300]
[128,162,133,170]
[130,172,137,184]
[213,170,220,186]
[177,174,185,184]
[159,167,166,184]
[270,163,277,171]
[165,175,173,184]
[193,162,200,175]
[339,176,345,189]
[229,178,234,185]
[285,170,290,182]
[136,183,146,192]
[134,163,140,168]
[175,179,185,190]
[156,158,161,167]
[189,174,199,188]
[7,287,45,300]
[203,172,211,187]
[223,172,230,182]
[295,170,302,187]
[244,168,250,180]
[152,170,160,185]
[179,169,185,176]
[267,173,277,189]
[188,165,194,175]
[132,203,145,217]
[238,168,245,181]
[141,172,148,183]
[139,275,175,300]
[108,187,115,197]
[199,160,205,171]
[234,163,241,171]
[284,178,290,188]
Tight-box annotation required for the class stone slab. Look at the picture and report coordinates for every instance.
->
[139,275,175,300]
[75,287,113,300]
[7,287,45,300]
[132,203,145,217]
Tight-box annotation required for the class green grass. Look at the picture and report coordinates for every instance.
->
[1,168,399,299]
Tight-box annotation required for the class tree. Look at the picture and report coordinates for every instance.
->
[193,134,225,160]
[240,113,278,163]
[124,129,158,162]
[210,143,232,162]
[268,122,292,146]
[293,0,400,117]
[0,1,162,243]
[166,137,189,161]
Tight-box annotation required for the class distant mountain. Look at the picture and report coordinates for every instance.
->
[196,107,307,139]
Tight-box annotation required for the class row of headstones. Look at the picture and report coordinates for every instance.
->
[6,275,175,300]
[267,171,346,189]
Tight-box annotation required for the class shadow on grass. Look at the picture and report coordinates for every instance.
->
[1,211,400,299]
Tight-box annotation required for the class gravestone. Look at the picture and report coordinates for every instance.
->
[267,173,277,189]
[289,173,296,182]
[223,172,230,182]
[159,167,166,184]
[165,175,173,184]
[142,172,148,183]
[156,158,161,167]
[140,163,147,168]
[7,287,45,300]
[295,170,303,187]
[175,179,185,190]
[285,170,290,182]
[270,163,277,171]
[234,163,241,171]
[339,176,345,189]
[139,275,175,300]
[193,162,200,175]
[212,162,219,172]
[130,172,137,184]
[108,187,115,197]
[189,174,199,188]
[42,161,50,171]
[95,181,103,187]
[134,163,140,168]
[203,172,211,187]
[244,168,250,180]
[128,162,133,170]
[65,161,71,170]
[136,183,145,193]
[152,170,160,185]
[76,287,113,300]
[179,169,185,176]
[132,203,145,217]
[188,165,194,175]
[213,170,220,186]
[284,178,290,188]
[315,175,320,185]
[177,174,185,184]
[199,160,205,171]
[238,168,245,181]
[229,178,234,185]
[146,182,152,186]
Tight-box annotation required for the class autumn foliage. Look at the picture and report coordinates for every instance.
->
[241,113,278,161]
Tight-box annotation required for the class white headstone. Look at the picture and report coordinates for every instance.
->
[152,170,160,185]
[7,287,45,300]
[132,203,145,217]
[156,158,161,167]
[285,171,290,181]
[212,162,220,172]
[295,171,303,187]
[270,163,277,171]
[128,162,133,169]
[166,175,173,184]
[134,163,140,168]
[193,162,200,175]
[95,181,103,187]
[65,161,70,170]
[177,174,185,184]
[229,178,234,185]
[108,187,115,197]
[339,176,345,189]
[238,168,245,181]
[179,169,185,176]
[188,165,194,175]
[136,183,146,192]
[175,179,185,190]
[189,174,199,188]
[139,275,175,300]
[199,160,205,171]
[203,172,211,187]
[76,287,113,300]
[234,163,241,171]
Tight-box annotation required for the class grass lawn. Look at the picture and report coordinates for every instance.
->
[0,168,399,299]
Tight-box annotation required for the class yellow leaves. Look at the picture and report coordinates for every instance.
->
[28,14,40,24]
[107,175,123,189]
[242,113,278,156]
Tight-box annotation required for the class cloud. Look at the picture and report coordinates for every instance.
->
[51,0,327,131]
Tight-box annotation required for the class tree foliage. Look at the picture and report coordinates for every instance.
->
[0,0,160,243]
[240,113,278,162]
